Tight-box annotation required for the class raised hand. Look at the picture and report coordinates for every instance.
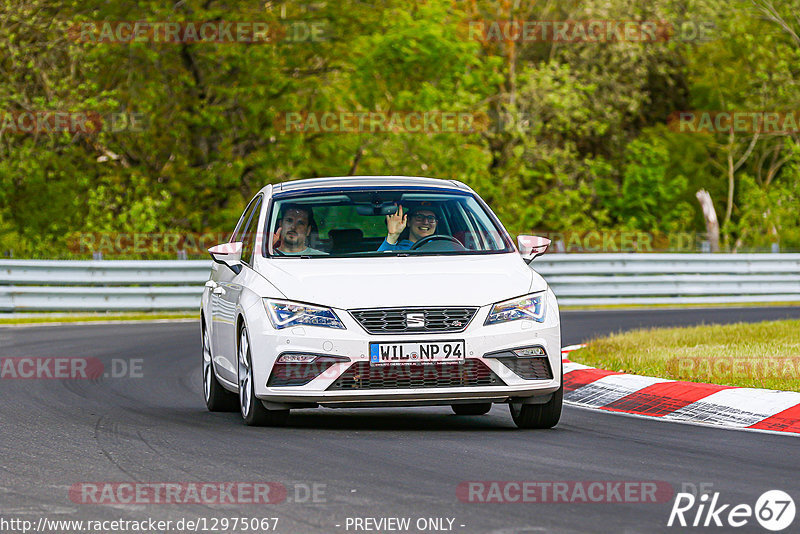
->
[271,226,282,250]
[385,204,407,244]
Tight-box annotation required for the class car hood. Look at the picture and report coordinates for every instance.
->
[254,253,544,309]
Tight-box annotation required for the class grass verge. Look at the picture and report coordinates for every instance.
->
[569,319,800,392]
[0,312,197,325]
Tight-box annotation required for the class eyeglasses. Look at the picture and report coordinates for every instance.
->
[412,214,437,223]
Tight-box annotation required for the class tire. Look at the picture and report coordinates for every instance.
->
[238,324,289,427]
[202,321,238,412]
[451,403,492,416]
[509,369,563,429]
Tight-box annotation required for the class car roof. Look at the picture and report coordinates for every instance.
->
[260,176,472,196]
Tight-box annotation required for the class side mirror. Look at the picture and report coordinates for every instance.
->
[517,235,550,264]
[209,242,243,274]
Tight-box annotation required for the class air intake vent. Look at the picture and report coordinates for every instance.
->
[327,360,504,390]
[495,356,553,380]
[349,307,478,334]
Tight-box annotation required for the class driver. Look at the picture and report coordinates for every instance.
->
[272,204,326,255]
[378,205,438,251]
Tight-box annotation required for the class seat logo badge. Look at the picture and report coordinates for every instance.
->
[406,313,425,328]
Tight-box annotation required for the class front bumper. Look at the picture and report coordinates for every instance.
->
[248,295,561,407]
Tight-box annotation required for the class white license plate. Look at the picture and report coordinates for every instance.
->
[369,341,465,365]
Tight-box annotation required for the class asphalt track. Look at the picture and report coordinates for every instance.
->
[2,307,800,534]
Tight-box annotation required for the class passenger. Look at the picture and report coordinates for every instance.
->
[378,204,438,251]
[272,204,326,255]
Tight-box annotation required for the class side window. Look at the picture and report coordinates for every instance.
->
[463,207,488,250]
[230,196,259,243]
[262,202,277,257]
[240,197,262,265]
[446,201,480,250]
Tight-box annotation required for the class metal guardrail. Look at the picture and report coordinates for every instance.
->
[0,260,209,311]
[535,254,800,306]
[1,255,799,311]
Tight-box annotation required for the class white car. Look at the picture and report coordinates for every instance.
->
[201,176,561,428]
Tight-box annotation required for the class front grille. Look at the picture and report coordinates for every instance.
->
[496,356,553,380]
[349,307,478,334]
[327,360,504,390]
[267,362,337,387]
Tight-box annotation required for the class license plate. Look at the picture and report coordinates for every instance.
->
[369,341,465,365]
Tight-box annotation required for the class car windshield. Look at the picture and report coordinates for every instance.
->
[263,189,514,258]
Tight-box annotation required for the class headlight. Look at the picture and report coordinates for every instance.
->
[264,299,345,330]
[484,293,546,325]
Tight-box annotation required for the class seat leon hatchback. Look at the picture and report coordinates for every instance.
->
[201,176,561,428]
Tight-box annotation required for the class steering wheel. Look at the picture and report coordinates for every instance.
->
[410,235,467,251]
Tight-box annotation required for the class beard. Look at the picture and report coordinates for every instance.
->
[284,233,301,244]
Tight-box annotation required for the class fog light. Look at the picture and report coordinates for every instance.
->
[513,346,547,358]
[277,354,318,363]
[268,353,350,387]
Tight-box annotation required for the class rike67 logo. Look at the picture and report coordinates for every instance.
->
[668,488,795,531]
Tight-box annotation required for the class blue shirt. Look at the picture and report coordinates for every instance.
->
[378,238,414,251]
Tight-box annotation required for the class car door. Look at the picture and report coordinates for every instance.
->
[210,195,261,384]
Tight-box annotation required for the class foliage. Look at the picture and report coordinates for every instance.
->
[1,0,800,257]
[617,130,693,234]
[735,141,800,251]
